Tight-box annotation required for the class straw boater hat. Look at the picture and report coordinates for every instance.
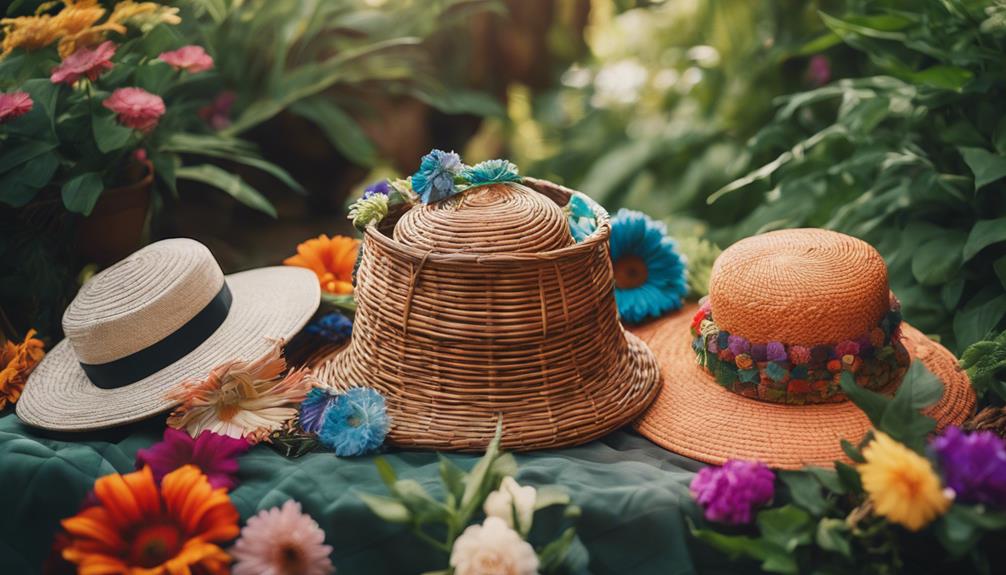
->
[314,177,661,451]
[17,238,319,430]
[631,228,976,469]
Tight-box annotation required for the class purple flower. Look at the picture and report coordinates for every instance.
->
[766,342,788,363]
[805,55,831,87]
[751,344,767,362]
[690,460,775,525]
[305,311,353,344]
[931,426,1006,507]
[300,387,338,434]
[363,180,390,199]
[135,428,250,490]
[727,335,750,356]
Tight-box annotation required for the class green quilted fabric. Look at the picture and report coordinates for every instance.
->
[0,412,751,575]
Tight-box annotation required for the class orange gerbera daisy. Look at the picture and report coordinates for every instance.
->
[0,329,45,410]
[61,465,239,575]
[284,234,360,295]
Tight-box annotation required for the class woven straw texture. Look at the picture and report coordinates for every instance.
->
[17,239,320,431]
[314,179,661,451]
[632,228,976,469]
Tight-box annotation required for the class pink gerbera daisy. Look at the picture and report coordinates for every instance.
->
[0,91,33,123]
[231,500,335,575]
[51,40,116,85]
[159,45,214,73]
[135,428,251,490]
[102,87,165,132]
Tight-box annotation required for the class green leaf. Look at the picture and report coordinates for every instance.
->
[290,98,377,167]
[0,139,57,174]
[175,164,277,217]
[912,233,965,285]
[92,113,134,154]
[963,218,1006,262]
[779,471,827,515]
[690,519,795,574]
[533,485,571,510]
[955,294,1006,350]
[816,518,852,558]
[374,457,397,488]
[537,527,578,572]
[135,61,175,94]
[960,147,1006,191]
[458,420,503,523]
[806,467,845,495]
[438,455,466,502]
[905,66,973,91]
[0,151,59,207]
[60,172,104,216]
[160,133,305,194]
[392,479,449,523]
[835,462,863,492]
[880,362,942,451]
[840,439,866,464]
[320,292,357,313]
[358,492,411,524]
[994,255,1006,290]
[960,331,1006,400]
[757,505,814,552]
[839,372,888,427]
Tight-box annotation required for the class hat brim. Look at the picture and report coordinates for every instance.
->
[631,303,976,469]
[314,328,662,451]
[16,266,320,431]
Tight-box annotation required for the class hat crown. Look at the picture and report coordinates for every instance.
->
[393,183,574,253]
[63,238,224,365]
[708,229,889,346]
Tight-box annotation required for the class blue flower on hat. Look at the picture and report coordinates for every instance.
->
[460,159,521,187]
[609,208,687,324]
[411,149,463,204]
[317,387,389,456]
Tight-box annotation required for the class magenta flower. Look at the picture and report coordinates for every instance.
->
[135,428,250,490]
[103,87,165,132]
[198,90,236,130]
[0,91,33,123]
[158,45,214,73]
[805,55,832,87]
[691,460,775,525]
[931,426,1006,507]
[50,41,116,85]
[835,340,860,358]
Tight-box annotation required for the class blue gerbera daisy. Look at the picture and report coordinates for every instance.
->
[317,387,390,456]
[411,149,463,204]
[609,208,687,324]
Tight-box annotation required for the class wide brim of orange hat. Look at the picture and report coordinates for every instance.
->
[630,303,976,470]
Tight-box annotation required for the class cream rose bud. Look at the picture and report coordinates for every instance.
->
[450,517,540,575]
[484,476,537,534]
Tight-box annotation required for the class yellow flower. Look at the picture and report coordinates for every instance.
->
[0,329,45,410]
[108,1,181,32]
[284,234,360,295]
[166,340,313,443]
[0,15,61,56]
[859,432,950,531]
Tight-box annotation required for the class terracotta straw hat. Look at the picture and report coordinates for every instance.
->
[314,178,661,451]
[17,238,319,430]
[632,228,975,469]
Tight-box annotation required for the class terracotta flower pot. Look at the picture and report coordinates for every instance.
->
[76,160,154,266]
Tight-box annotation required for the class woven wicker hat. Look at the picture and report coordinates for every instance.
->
[632,228,976,469]
[17,238,319,431]
[314,178,661,451]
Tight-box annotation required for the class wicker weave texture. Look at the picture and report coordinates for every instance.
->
[709,229,890,346]
[314,179,661,451]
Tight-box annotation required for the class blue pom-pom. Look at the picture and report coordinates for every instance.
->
[317,387,390,457]
[411,149,463,204]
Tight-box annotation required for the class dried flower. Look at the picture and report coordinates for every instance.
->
[158,45,213,73]
[0,329,45,410]
[690,460,775,525]
[411,149,463,204]
[450,517,539,575]
[166,340,313,443]
[931,426,1006,507]
[348,194,389,230]
[0,91,34,124]
[102,87,165,132]
[60,465,238,574]
[484,477,537,536]
[284,234,360,295]
[135,428,250,490]
[461,159,521,187]
[231,500,334,575]
[860,432,950,531]
[50,40,115,84]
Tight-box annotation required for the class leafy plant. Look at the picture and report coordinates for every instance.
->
[0,1,300,217]
[360,424,587,574]
[690,363,1006,574]
[712,0,1006,352]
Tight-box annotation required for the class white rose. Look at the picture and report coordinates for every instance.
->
[450,516,540,575]
[483,477,537,535]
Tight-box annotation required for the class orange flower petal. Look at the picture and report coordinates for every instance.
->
[61,508,127,553]
[93,467,157,529]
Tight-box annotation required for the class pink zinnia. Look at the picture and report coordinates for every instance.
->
[51,41,116,85]
[231,500,335,575]
[135,428,250,490]
[0,91,33,123]
[102,87,165,132]
[159,45,214,73]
